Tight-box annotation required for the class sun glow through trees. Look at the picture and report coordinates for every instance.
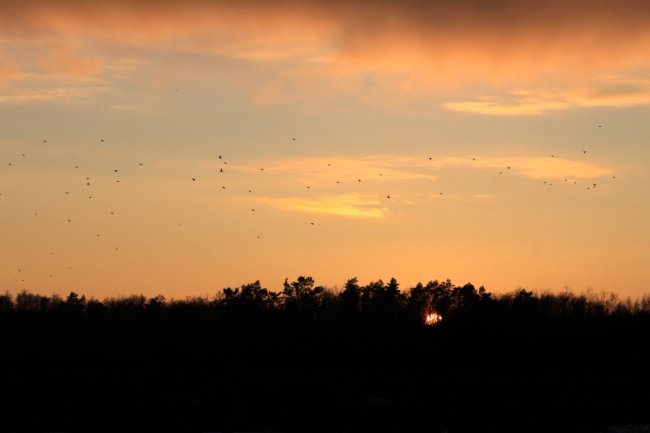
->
[425,312,442,325]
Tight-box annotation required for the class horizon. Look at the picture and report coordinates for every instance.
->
[2,0,650,299]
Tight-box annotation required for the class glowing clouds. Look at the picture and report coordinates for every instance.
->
[256,193,387,218]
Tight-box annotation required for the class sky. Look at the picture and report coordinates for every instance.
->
[2,0,650,299]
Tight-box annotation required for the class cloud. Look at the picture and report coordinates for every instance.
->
[4,0,650,100]
[224,155,438,183]
[443,80,650,115]
[440,155,612,179]
[0,86,105,103]
[255,193,387,218]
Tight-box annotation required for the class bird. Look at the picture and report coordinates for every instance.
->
[221,186,226,189]
[292,137,296,141]
[114,169,118,173]
[251,208,255,212]
[248,189,252,193]
[192,178,196,181]
[220,168,223,173]
[22,153,26,157]
[507,166,511,170]
[260,168,264,171]
[387,195,391,199]
[218,155,222,159]
[100,139,104,142]
[550,155,555,158]
[310,222,314,225]
[43,139,47,143]
[139,163,143,166]
[583,150,587,154]
[428,157,432,160]
[307,186,311,189]
[358,179,361,182]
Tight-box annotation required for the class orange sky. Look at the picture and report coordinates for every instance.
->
[2,0,650,298]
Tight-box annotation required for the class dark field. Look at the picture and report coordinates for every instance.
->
[1,278,649,432]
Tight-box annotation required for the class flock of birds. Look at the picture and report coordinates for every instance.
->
[2,126,616,288]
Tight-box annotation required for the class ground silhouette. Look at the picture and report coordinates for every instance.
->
[1,278,649,432]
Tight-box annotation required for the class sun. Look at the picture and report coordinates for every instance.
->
[425,312,442,325]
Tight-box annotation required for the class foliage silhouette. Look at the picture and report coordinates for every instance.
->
[1,277,649,432]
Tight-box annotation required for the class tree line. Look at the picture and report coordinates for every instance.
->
[2,276,649,323]
[2,278,650,433]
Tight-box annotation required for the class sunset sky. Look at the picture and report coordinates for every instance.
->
[2,0,650,299]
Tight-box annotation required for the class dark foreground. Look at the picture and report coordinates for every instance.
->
[1,279,649,432]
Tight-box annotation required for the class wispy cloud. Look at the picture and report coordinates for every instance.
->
[444,79,650,116]
[222,155,439,183]
[0,86,105,103]
[432,155,612,179]
[255,193,387,218]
